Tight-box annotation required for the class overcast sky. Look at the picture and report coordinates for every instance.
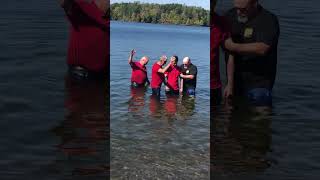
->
[110,0,210,10]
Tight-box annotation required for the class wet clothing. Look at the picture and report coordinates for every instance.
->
[165,89,180,96]
[225,5,280,95]
[180,63,197,90]
[247,88,272,106]
[64,0,109,72]
[183,87,196,96]
[130,61,148,85]
[165,65,181,91]
[211,13,230,90]
[152,88,161,97]
[151,63,165,89]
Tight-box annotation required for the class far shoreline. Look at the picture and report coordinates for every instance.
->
[111,20,209,28]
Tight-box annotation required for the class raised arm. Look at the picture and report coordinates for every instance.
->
[128,49,135,64]
[158,56,171,74]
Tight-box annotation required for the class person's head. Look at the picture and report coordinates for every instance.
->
[94,0,109,14]
[234,0,258,23]
[140,56,149,66]
[182,57,191,68]
[170,55,179,66]
[158,55,168,66]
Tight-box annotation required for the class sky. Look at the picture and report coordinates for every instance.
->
[110,0,210,10]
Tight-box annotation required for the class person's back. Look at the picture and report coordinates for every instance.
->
[166,65,181,91]
[61,0,109,74]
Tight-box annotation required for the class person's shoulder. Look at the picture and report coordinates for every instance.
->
[190,64,197,70]
[152,62,160,68]
[260,6,279,24]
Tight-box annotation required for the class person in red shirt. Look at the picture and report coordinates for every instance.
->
[211,1,235,105]
[151,55,172,97]
[128,49,150,88]
[164,56,181,95]
[60,0,109,79]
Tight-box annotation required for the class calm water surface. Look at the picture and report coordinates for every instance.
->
[0,1,108,179]
[110,21,210,179]
[213,0,320,179]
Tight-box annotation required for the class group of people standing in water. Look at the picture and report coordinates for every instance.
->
[129,49,198,97]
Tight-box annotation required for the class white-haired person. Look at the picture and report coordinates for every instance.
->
[180,57,197,96]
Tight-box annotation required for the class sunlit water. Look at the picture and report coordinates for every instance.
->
[213,0,320,179]
[110,21,210,179]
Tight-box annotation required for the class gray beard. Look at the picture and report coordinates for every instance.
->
[237,15,248,23]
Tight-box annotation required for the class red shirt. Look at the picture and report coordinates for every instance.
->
[65,0,109,72]
[165,65,181,91]
[151,63,164,88]
[130,62,147,84]
[210,13,229,89]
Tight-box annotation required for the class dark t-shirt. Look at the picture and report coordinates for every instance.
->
[180,63,197,89]
[225,5,280,94]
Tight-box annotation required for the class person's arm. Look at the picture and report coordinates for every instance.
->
[224,39,270,56]
[180,78,183,93]
[128,49,135,64]
[224,54,235,98]
[180,74,195,79]
[74,0,108,28]
[224,16,280,56]
[157,56,170,73]
[180,66,197,79]
[158,63,171,73]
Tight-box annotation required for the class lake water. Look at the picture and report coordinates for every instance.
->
[110,21,210,179]
[0,1,108,179]
[1,0,320,179]
[213,0,320,179]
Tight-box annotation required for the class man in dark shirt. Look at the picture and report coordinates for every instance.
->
[224,0,280,106]
[180,57,197,96]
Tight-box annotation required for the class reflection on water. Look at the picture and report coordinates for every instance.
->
[211,100,273,178]
[51,75,109,178]
[111,87,209,179]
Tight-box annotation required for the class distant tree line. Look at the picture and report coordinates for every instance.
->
[110,2,210,26]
